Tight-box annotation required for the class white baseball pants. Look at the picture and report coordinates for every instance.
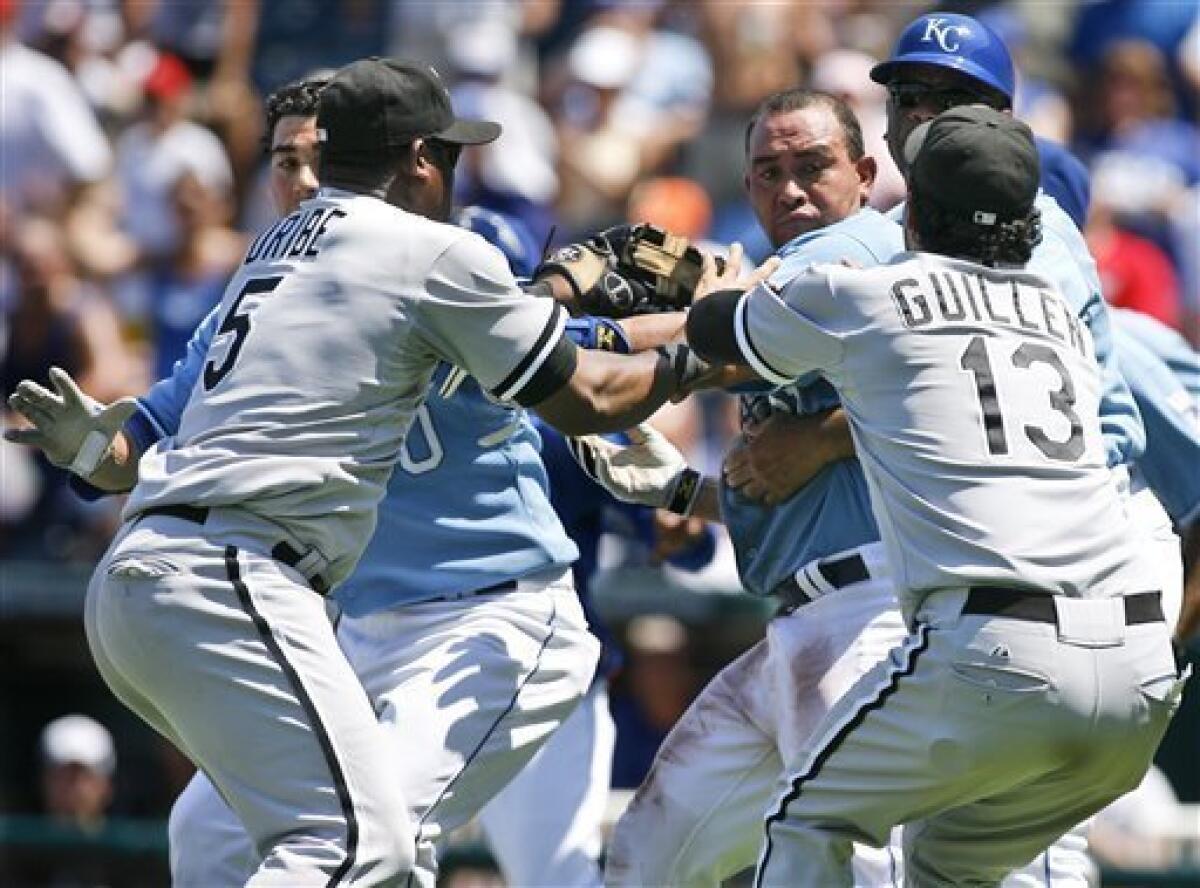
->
[479,678,614,888]
[169,569,599,888]
[89,511,413,886]
[606,543,907,888]
[753,588,1182,888]
[607,542,1118,888]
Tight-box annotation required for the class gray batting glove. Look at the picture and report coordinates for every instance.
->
[567,423,703,516]
[5,366,137,478]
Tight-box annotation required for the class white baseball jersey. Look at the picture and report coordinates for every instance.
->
[736,251,1148,613]
[126,188,568,587]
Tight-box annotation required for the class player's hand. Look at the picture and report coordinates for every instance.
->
[652,510,709,562]
[567,423,703,515]
[694,244,781,303]
[723,411,846,505]
[533,223,709,317]
[5,367,137,477]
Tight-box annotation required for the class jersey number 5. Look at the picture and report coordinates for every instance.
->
[960,335,1085,462]
[203,276,283,391]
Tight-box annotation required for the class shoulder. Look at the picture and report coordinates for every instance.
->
[776,209,902,272]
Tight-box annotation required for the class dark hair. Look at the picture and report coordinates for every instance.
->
[262,77,329,150]
[744,88,865,161]
[909,193,1042,267]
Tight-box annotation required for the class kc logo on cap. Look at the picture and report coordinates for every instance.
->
[920,17,973,53]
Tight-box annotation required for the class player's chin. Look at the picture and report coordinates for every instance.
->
[773,214,822,244]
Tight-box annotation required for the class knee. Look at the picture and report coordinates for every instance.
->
[168,776,243,885]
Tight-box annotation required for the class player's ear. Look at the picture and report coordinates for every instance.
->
[407,138,435,180]
[854,154,877,206]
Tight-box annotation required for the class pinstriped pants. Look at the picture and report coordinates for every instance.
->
[86,512,413,886]
[754,589,1182,888]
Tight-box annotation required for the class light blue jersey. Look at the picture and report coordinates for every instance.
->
[1033,192,1145,467]
[721,208,903,596]
[1111,311,1200,528]
[337,365,577,615]
[1114,308,1200,405]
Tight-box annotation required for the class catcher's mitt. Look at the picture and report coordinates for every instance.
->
[534,223,712,317]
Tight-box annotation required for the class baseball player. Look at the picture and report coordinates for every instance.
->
[1109,308,1200,646]
[589,87,1102,888]
[167,206,677,888]
[684,104,1180,887]
[6,58,716,886]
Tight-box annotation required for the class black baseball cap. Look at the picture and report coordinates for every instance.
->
[317,58,500,163]
[904,105,1039,226]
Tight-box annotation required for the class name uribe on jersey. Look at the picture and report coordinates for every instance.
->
[241,204,347,264]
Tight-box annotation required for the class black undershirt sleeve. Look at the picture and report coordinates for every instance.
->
[509,335,578,408]
[685,288,748,365]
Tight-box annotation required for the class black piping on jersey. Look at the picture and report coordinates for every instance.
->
[685,288,745,365]
[223,546,359,887]
[405,593,563,888]
[734,290,792,383]
[492,303,575,407]
[754,623,931,887]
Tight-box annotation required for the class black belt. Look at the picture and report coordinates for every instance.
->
[136,504,330,595]
[775,552,870,613]
[427,578,518,604]
[962,587,1163,626]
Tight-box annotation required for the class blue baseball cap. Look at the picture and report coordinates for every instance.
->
[870,13,1015,102]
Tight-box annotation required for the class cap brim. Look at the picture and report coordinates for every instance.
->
[870,57,1011,100]
[434,118,501,145]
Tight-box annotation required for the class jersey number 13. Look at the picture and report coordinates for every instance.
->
[959,335,1085,462]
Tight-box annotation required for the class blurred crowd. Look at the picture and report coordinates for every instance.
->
[1,0,1198,562]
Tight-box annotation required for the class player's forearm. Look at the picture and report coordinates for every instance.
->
[86,431,141,492]
[815,407,856,463]
[618,313,688,351]
[535,350,676,436]
[690,477,724,523]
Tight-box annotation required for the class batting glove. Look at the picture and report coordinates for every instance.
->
[5,367,137,478]
[567,423,703,516]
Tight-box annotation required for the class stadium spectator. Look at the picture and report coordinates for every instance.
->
[114,51,233,265]
[39,713,116,832]
[1088,195,1184,331]
[448,17,560,248]
[146,170,245,380]
[0,216,138,558]
[0,0,111,216]
[609,614,700,789]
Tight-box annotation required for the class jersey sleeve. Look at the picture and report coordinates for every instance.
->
[735,271,844,385]
[1036,196,1145,468]
[416,234,574,406]
[125,306,221,452]
[1114,326,1200,526]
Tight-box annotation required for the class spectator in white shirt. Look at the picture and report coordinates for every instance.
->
[113,50,232,262]
[0,2,111,214]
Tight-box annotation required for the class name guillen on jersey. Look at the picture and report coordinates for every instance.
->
[889,265,1091,360]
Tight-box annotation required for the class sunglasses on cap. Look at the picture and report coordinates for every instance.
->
[887,82,989,114]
